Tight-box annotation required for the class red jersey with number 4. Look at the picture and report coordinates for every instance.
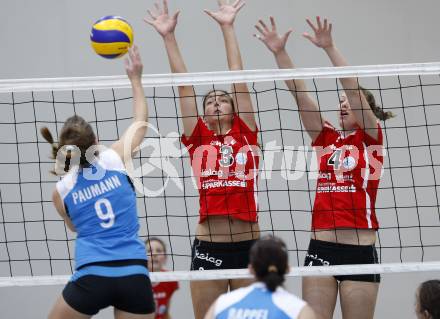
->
[153,279,179,319]
[312,122,383,230]
[182,116,259,223]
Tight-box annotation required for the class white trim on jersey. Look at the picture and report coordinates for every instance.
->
[214,284,255,316]
[97,148,125,172]
[55,149,125,201]
[56,166,79,200]
[272,287,307,318]
[362,142,372,228]
[214,282,306,318]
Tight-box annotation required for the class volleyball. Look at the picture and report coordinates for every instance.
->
[90,15,133,59]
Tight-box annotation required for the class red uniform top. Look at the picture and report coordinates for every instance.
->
[312,122,383,230]
[181,116,259,223]
[152,278,179,319]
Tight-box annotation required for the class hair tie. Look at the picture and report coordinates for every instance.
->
[268,265,278,273]
[60,145,80,158]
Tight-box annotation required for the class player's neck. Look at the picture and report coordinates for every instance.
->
[208,119,232,136]
[339,124,357,138]
[340,129,356,138]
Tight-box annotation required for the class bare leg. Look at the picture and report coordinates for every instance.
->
[302,276,338,319]
[339,280,379,319]
[114,308,154,319]
[191,279,229,319]
[48,295,91,319]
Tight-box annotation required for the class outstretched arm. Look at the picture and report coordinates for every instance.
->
[205,0,256,131]
[112,45,149,160]
[255,16,324,141]
[144,0,198,137]
[304,17,379,139]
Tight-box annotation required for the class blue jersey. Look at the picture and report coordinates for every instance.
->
[56,148,147,269]
[214,283,306,319]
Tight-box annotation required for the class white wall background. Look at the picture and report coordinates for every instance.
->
[1,0,440,318]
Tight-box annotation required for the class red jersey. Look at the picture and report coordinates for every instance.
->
[182,116,259,223]
[312,122,383,230]
[152,279,179,319]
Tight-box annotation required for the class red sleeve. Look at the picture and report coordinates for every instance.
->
[362,123,383,146]
[181,117,210,150]
[312,122,337,147]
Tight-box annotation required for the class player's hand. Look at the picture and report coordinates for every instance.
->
[254,16,292,54]
[204,0,245,27]
[125,45,143,82]
[303,16,334,49]
[144,0,180,38]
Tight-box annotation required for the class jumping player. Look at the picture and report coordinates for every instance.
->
[255,16,393,319]
[44,46,155,319]
[144,1,260,318]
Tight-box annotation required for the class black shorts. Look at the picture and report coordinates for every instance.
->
[304,239,380,283]
[191,238,256,270]
[63,260,155,316]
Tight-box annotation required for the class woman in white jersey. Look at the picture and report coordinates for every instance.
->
[204,236,316,319]
[42,46,155,319]
[144,1,260,318]
[255,16,394,319]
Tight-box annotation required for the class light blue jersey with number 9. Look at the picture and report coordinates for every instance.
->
[56,148,147,269]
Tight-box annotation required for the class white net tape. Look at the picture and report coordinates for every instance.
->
[1,62,440,92]
[1,262,439,287]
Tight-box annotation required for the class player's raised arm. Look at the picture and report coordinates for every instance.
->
[205,0,256,131]
[112,45,149,161]
[255,16,324,141]
[144,0,198,137]
[304,16,378,139]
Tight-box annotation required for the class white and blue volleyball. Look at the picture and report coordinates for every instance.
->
[90,16,133,59]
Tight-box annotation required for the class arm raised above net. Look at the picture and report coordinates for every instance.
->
[255,16,324,142]
[304,16,379,139]
[144,0,198,137]
[111,45,149,161]
[205,0,256,131]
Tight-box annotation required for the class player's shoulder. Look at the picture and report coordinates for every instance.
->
[98,147,125,171]
[56,166,80,200]
[214,284,257,315]
[272,287,307,318]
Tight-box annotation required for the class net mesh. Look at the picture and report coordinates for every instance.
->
[1,63,440,285]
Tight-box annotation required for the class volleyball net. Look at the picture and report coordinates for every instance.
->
[1,63,440,287]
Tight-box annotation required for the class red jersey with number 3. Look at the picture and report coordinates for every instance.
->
[182,116,259,223]
[153,279,179,319]
[312,122,383,230]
